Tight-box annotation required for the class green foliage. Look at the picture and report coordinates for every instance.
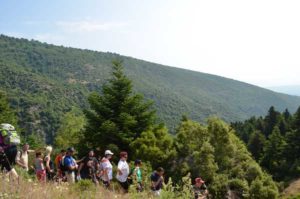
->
[72,179,95,192]
[249,175,279,199]
[173,117,279,198]
[0,91,17,125]
[83,61,156,152]
[54,109,85,149]
[1,34,300,144]
[232,106,300,181]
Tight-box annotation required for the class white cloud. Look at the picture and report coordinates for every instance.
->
[55,20,128,33]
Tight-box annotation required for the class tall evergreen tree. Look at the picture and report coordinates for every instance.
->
[264,106,280,137]
[83,61,156,152]
[247,131,266,161]
[260,126,287,179]
[293,106,300,130]
[0,91,17,125]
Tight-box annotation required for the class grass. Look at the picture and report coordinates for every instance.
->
[0,169,195,199]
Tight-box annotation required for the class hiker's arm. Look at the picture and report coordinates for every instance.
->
[45,156,52,172]
[15,152,26,168]
[117,163,123,175]
[77,162,84,176]
[152,176,163,188]
[16,160,26,168]
[28,150,35,153]
[103,168,110,182]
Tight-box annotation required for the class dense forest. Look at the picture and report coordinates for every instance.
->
[232,106,300,183]
[0,62,281,198]
[1,34,300,144]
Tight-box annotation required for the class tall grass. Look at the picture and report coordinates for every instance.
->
[0,170,195,199]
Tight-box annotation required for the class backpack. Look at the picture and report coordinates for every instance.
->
[59,156,67,172]
[0,123,20,145]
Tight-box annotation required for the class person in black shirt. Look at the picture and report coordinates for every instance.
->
[150,167,164,196]
[193,177,208,199]
[0,146,19,182]
[77,150,99,183]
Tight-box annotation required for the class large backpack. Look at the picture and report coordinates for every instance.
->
[0,123,20,146]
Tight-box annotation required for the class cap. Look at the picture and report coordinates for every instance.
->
[195,177,205,184]
[105,150,114,155]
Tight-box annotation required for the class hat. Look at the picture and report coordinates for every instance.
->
[195,177,205,184]
[105,150,114,155]
[67,147,75,152]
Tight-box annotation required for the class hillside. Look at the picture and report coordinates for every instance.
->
[1,34,300,143]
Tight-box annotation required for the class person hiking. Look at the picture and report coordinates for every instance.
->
[131,159,143,192]
[63,147,78,184]
[116,151,130,192]
[193,177,208,199]
[15,143,34,172]
[77,149,99,183]
[35,151,46,183]
[100,150,114,188]
[54,149,66,180]
[150,167,165,196]
[55,149,66,170]
[44,146,55,180]
[0,124,20,166]
[0,146,19,183]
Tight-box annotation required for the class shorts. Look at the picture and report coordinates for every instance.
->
[36,170,46,182]
[118,180,129,191]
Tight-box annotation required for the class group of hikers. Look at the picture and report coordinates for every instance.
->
[0,123,208,198]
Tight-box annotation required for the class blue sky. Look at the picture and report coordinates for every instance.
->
[1,0,300,87]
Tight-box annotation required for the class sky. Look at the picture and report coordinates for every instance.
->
[1,0,300,87]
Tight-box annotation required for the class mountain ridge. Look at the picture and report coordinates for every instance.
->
[1,34,300,143]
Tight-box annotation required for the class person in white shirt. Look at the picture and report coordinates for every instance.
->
[15,143,34,172]
[100,150,114,188]
[116,151,130,192]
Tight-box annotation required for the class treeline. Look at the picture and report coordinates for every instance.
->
[2,34,300,145]
[231,106,300,182]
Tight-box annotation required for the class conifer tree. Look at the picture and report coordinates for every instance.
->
[83,61,156,152]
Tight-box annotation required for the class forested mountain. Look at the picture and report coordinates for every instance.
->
[1,34,300,143]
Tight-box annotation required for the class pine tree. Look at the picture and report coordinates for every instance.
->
[247,131,266,161]
[264,106,280,137]
[260,126,287,179]
[293,106,300,130]
[0,91,17,125]
[83,61,156,152]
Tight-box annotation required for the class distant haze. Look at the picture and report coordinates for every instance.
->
[268,85,300,96]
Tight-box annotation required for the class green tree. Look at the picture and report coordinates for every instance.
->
[293,106,300,130]
[83,61,156,152]
[0,91,17,125]
[247,131,266,161]
[55,109,85,149]
[264,106,280,137]
[130,125,175,169]
[173,119,218,182]
[260,126,287,179]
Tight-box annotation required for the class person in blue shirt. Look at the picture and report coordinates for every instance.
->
[63,147,78,184]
